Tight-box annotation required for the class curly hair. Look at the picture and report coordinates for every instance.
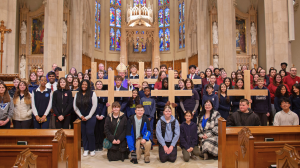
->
[275,84,289,98]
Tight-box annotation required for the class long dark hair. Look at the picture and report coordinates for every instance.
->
[272,73,283,85]
[218,83,230,103]
[13,81,31,105]
[204,68,212,78]
[129,89,140,107]
[198,100,214,123]
[76,80,92,110]
[223,77,232,89]
[275,84,289,98]
[291,83,300,98]
[161,77,168,90]
[234,78,244,89]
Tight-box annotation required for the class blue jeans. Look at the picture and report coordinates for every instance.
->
[33,115,50,129]
[82,115,96,151]
[0,120,11,129]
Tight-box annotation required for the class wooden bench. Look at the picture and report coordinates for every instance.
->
[218,117,300,168]
[0,120,81,168]
[276,144,300,168]
[12,148,38,168]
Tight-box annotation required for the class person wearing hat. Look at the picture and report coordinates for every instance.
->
[114,63,134,91]
[281,62,290,76]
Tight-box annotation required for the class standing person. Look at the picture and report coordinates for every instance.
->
[77,72,83,82]
[139,81,149,98]
[202,68,213,92]
[73,80,97,157]
[156,105,180,163]
[274,97,299,126]
[180,111,200,162]
[223,77,233,89]
[113,75,130,113]
[268,69,277,84]
[199,71,205,79]
[9,78,20,97]
[46,63,58,82]
[52,77,73,129]
[259,69,270,87]
[154,71,167,90]
[83,73,95,90]
[283,67,300,92]
[54,67,62,82]
[104,101,128,161]
[152,68,159,79]
[202,84,219,111]
[180,79,200,123]
[202,74,219,96]
[66,74,74,90]
[37,68,44,80]
[251,74,259,89]
[231,71,237,86]
[27,72,39,93]
[125,89,140,118]
[187,65,202,93]
[129,65,139,79]
[97,63,107,78]
[250,68,257,76]
[12,81,32,129]
[274,85,290,112]
[281,62,289,76]
[0,81,14,129]
[114,63,134,90]
[217,71,227,85]
[70,77,80,129]
[214,68,220,78]
[198,100,221,160]
[230,79,245,113]
[279,70,287,78]
[31,76,52,129]
[46,71,57,129]
[94,81,108,151]
[290,84,300,121]
[145,68,155,90]
[126,104,151,164]
[68,67,78,77]
[160,64,167,73]
[218,83,231,119]
[97,70,108,90]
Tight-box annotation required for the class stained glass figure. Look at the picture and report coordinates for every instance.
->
[165,8,170,27]
[159,29,164,51]
[116,0,121,6]
[98,3,101,22]
[95,1,98,22]
[116,29,121,51]
[182,2,185,22]
[164,0,169,4]
[158,0,163,6]
[98,25,100,49]
[134,37,139,52]
[165,28,170,51]
[110,28,115,51]
[183,24,185,48]
[110,0,115,5]
[179,25,182,49]
[95,23,97,48]
[179,4,182,23]
[110,7,115,27]
[134,0,139,6]
[116,8,121,28]
[141,0,146,6]
[158,9,164,28]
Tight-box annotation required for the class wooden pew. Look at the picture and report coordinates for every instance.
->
[12,148,38,168]
[0,120,81,168]
[218,118,300,168]
[276,144,300,168]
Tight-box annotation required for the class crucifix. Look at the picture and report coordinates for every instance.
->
[227,70,268,108]
[0,20,12,73]
[174,62,202,85]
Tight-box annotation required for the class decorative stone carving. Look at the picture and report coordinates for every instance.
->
[251,55,257,69]
[250,23,257,45]
[213,55,219,68]
[20,55,26,79]
[20,21,27,45]
[62,21,67,45]
[212,22,218,44]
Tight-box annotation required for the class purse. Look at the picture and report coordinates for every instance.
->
[103,120,120,149]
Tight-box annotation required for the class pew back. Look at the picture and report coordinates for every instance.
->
[276,144,300,168]
[12,148,37,168]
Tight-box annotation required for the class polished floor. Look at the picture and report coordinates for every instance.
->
[81,146,218,168]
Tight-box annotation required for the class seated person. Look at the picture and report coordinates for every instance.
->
[273,97,299,126]
[156,105,180,163]
[227,99,261,126]
[126,104,151,164]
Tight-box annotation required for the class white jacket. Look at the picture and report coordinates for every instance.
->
[13,94,32,121]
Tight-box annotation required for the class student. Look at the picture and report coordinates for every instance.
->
[214,68,220,78]
[217,71,227,85]
[231,71,237,86]
[187,65,202,93]
[139,81,149,98]
[73,80,97,157]
[31,76,52,129]
[37,68,44,80]
[83,73,95,90]
[129,65,139,79]
[0,81,14,129]
[258,69,270,87]
[104,101,128,161]
[274,85,290,112]
[68,67,78,77]
[198,100,220,160]
[126,104,151,164]
[268,69,277,84]
[202,84,219,111]
[126,89,140,118]
[274,97,299,126]
[218,83,231,119]
[227,99,261,126]
[160,64,167,73]
[27,72,39,93]
[156,105,180,163]
[46,72,57,91]
[223,77,233,89]
[113,75,130,113]
[97,70,108,90]
[290,83,300,120]
[152,67,159,79]
[66,74,74,90]
[251,74,259,89]
[9,78,20,98]
[70,77,80,129]
[77,72,83,82]
[202,68,212,92]
[180,79,200,123]
[230,78,244,112]
[94,81,108,151]
[154,71,167,90]
[12,81,32,129]
[251,77,271,126]
[176,79,185,90]
[54,67,62,82]
[72,77,80,91]
[140,87,156,143]
[283,67,300,92]
[199,71,205,79]
[250,68,257,76]
[279,70,287,78]
[52,77,73,129]
[180,111,200,162]
[203,74,219,96]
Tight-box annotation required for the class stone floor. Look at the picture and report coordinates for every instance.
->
[81,147,218,168]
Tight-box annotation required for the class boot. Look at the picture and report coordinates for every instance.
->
[145,156,150,163]
[204,153,209,160]
[131,159,138,164]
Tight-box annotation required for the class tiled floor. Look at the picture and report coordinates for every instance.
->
[81,147,218,168]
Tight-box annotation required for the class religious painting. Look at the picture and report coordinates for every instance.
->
[158,9,164,28]
[31,15,44,54]
[159,29,164,51]
[115,29,121,51]
[165,8,170,27]
[236,18,246,54]
[116,8,121,28]
[165,28,170,51]
[110,8,115,27]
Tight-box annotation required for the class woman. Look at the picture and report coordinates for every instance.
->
[198,100,220,160]
[274,84,290,112]
[0,81,14,128]
[250,68,257,75]
[27,72,39,93]
[69,67,78,77]
[202,68,212,91]
[66,74,74,90]
[290,84,300,121]
[177,79,185,90]
[199,71,205,79]
[156,105,180,163]
[31,76,52,129]
[230,79,244,112]
[125,89,140,118]
[154,71,167,90]
[104,101,128,161]
[9,78,21,98]
[279,70,287,78]
[70,77,80,129]
[52,77,73,129]
[218,83,230,119]
[77,72,83,82]
[12,81,32,128]
[223,77,233,89]
[139,81,149,98]
[83,73,95,90]
[72,77,80,91]
[74,80,97,157]
[251,74,259,89]
[180,79,199,123]
[231,71,236,86]
[236,72,243,80]
[153,67,159,79]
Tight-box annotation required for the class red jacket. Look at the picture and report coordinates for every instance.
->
[283,75,300,91]
[267,83,290,104]
[217,76,224,85]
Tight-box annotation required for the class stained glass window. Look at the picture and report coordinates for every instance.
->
[97,25,100,49]
[179,25,182,49]
[165,8,170,27]
[110,28,115,51]
[134,0,139,6]
[98,3,101,22]
[116,0,121,6]
[159,29,164,51]
[179,4,182,23]
[95,23,97,48]
[133,31,147,52]
[159,0,170,52]
[110,0,115,5]
[164,0,169,4]
[158,0,163,6]
[182,2,185,22]
[110,8,115,27]
[95,1,101,49]
[158,9,164,28]
[95,2,98,21]
[183,24,185,48]
[165,28,170,51]
[141,0,146,6]
[115,29,121,51]
[109,0,121,51]
[179,0,185,49]
[116,9,121,28]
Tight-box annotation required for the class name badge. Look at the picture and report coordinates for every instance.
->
[212,98,214,101]
[45,93,49,97]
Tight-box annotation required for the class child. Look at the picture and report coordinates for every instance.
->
[274,85,290,112]
[0,81,14,129]
[180,111,200,162]
[202,74,219,96]
[202,84,219,110]
[290,83,300,121]
[113,75,129,113]
[139,81,149,98]
[97,70,108,90]
[274,97,299,126]
[218,83,231,119]
[46,71,57,129]
[126,89,140,118]
[126,104,151,164]
[230,79,244,112]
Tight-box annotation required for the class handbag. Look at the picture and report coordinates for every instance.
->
[103,120,120,149]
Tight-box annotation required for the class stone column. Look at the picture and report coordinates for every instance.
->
[152,21,160,69]
[44,0,63,72]
[264,0,290,70]
[217,0,236,73]
[0,0,17,73]
[120,15,128,65]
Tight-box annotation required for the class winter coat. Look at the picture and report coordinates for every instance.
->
[12,94,32,121]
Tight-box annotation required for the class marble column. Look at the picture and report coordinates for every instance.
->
[264,0,290,71]
[152,20,160,69]
[217,0,236,73]
[44,0,63,72]
[120,15,128,65]
[0,0,17,73]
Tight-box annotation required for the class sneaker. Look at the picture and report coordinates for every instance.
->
[90,151,96,157]
[130,159,138,164]
[83,150,89,157]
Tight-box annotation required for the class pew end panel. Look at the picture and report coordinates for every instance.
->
[12,148,38,168]
[276,144,300,168]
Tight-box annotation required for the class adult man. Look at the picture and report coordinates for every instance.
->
[187,65,202,93]
[160,64,167,72]
[97,63,107,79]
[227,99,261,126]
[283,67,300,91]
[217,71,227,85]
[37,68,44,80]
[145,67,155,90]
[281,62,289,76]
[114,63,134,91]
[46,63,57,82]
[273,97,299,126]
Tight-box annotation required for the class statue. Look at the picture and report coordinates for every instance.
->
[213,55,219,68]
[250,23,257,45]
[20,21,27,45]
[212,22,218,44]
[62,21,67,44]
[251,55,257,69]
[20,55,26,79]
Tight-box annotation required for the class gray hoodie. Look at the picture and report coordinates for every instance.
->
[0,98,14,121]
[156,115,180,147]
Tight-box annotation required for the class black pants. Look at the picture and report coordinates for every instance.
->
[255,113,268,126]
[13,119,32,129]
[55,115,71,129]
[159,142,177,163]
[70,110,78,129]
[95,118,105,149]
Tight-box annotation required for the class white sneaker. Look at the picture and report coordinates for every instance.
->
[90,151,96,157]
[83,150,89,157]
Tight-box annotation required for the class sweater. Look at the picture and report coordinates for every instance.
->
[13,94,32,121]
[268,83,290,104]
[52,89,73,116]
[202,93,219,110]
[140,96,156,118]
[290,95,300,115]
[202,83,219,96]
[0,97,14,120]
[154,81,162,90]
[251,86,272,113]
[156,115,180,147]
[31,87,52,117]
[73,91,97,120]
[180,121,198,150]
[218,94,231,119]
[283,75,300,91]
[96,97,108,117]
[227,109,261,126]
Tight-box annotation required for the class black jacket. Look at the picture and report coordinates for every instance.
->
[52,89,73,116]
[226,108,261,126]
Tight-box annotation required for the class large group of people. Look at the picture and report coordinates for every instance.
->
[0,61,299,163]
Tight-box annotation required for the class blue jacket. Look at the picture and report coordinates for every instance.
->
[126,115,151,152]
[180,121,198,150]
[203,84,219,96]
[251,86,271,113]
[202,93,219,110]
[28,82,39,93]
[125,101,136,118]
[218,95,231,119]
